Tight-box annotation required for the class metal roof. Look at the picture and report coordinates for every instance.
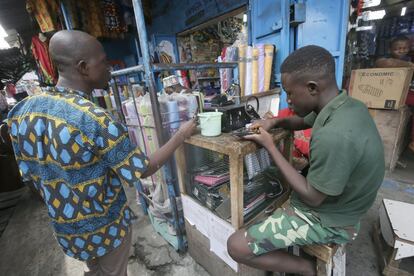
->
[0,0,35,47]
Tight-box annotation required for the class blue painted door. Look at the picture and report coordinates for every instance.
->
[250,0,291,85]
[295,0,349,86]
[250,0,349,109]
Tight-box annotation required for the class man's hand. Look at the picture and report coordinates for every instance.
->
[243,127,274,149]
[142,117,197,178]
[263,111,274,119]
[249,118,277,132]
[177,118,197,141]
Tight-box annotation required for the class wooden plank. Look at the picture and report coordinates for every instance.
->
[372,221,389,273]
[230,153,244,229]
[383,199,414,244]
[389,107,411,171]
[303,244,336,264]
[240,88,281,102]
[332,245,346,276]
[185,219,266,276]
[379,201,395,247]
[369,107,412,171]
[184,129,290,156]
[316,259,332,276]
[174,145,187,195]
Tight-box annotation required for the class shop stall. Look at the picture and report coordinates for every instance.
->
[345,0,414,171]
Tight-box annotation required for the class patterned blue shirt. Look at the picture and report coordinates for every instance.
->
[7,86,148,261]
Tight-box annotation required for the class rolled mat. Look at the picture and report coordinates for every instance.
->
[257,44,265,92]
[238,45,247,97]
[167,100,180,131]
[264,44,275,92]
[252,47,259,95]
[245,46,253,96]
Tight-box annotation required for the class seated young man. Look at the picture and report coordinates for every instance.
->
[227,45,385,275]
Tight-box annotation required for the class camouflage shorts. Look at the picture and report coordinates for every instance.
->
[246,204,360,256]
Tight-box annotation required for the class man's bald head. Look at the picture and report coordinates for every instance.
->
[50,30,111,91]
[50,30,103,73]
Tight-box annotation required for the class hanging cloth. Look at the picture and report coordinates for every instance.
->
[26,0,61,33]
[77,0,107,38]
[31,35,57,85]
[101,0,127,35]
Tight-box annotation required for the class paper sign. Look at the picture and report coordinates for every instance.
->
[269,96,280,116]
[181,195,210,238]
[209,214,238,271]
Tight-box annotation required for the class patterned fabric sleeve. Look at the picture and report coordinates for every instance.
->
[89,110,149,186]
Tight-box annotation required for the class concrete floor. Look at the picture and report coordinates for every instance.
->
[0,151,413,276]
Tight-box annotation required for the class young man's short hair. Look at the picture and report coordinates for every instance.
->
[390,35,410,47]
[280,45,336,81]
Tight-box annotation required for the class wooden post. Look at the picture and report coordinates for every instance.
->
[230,153,244,229]
[174,145,187,195]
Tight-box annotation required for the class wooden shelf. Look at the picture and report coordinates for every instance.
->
[197,76,220,81]
[184,128,289,156]
[240,88,281,102]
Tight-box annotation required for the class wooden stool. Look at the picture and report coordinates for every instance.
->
[298,243,346,276]
[372,199,414,276]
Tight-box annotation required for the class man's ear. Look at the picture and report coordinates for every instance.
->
[307,81,318,95]
[76,60,89,76]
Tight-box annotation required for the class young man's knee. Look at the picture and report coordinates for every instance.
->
[227,230,254,262]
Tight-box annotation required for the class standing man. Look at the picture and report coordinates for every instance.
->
[7,30,196,276]
[227,46,385,275]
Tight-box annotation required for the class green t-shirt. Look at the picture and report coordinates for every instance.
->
[291,92,385,227]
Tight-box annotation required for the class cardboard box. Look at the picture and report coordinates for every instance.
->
[349,68,413,110]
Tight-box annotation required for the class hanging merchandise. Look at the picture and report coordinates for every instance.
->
[26,0,62,33]
[238,45,247,96]
[218,50,228,94]
[31,34,57,85]
[251,47,259,95]
[257,44,265,93]
[244,46,253,96]
[101,0,127,34]
[264,44,275,92]
[77,0,107,38]
[219,47,237,94]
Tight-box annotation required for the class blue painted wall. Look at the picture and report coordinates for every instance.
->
[147,0,247,36]
[101,35,139,67]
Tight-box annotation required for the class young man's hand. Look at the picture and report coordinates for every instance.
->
[243,127,274,149]
[249,118,277,131]
[177,118,197,140]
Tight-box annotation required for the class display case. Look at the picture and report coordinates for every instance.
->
[175,129,292,275]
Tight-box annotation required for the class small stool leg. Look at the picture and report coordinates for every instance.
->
[317,259,332,276]
[332,245,346,276]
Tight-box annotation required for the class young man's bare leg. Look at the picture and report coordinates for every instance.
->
[227,230,316,276]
